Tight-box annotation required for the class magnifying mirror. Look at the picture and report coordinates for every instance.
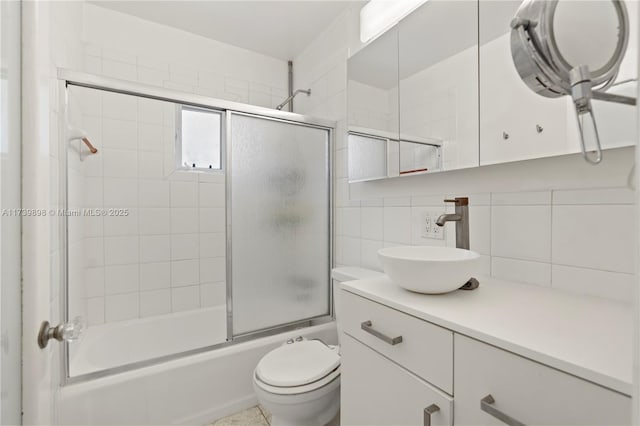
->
[511,0,636,164]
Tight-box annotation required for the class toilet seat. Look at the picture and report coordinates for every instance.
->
[254,367,340,396]
[254,340,341,395]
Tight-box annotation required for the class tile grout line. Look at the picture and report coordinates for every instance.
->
[100,99,107,324]
[489,192,493,277]
[136,96,142,320]
[257,405,271,425]
[549,189,555,288]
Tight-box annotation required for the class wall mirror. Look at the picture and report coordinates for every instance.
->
[479,0,637,165]
[347,0,637,182]
[347,26,399,182]
[348,0,480,182]
[399,0,479,173]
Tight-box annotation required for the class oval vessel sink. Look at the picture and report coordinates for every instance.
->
[378,246,481,294]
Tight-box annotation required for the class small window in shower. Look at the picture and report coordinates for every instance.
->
[177,106,223,170]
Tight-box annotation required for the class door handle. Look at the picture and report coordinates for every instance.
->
[360,320,403,345]
[38,316,84,349]
[423,404,440,426]
[481,394,525,426]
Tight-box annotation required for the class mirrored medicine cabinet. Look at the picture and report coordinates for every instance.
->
[347,0,638,183]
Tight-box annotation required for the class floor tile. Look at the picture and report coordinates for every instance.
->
[258,404,272,424]
[209,406,269,426]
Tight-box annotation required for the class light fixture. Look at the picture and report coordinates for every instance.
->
[360,0,428,43]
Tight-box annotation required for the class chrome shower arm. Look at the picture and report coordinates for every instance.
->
[276,89,311,110]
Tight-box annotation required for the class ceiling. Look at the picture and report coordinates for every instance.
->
[90,0,362,61]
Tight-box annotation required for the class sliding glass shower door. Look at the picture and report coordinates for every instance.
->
[60,78,332,380]
[229,113,331,336]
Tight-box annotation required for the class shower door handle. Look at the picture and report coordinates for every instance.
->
[37,316,85,349]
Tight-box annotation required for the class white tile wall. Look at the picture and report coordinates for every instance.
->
[293,6,636,304]
[491,257,551,287]
[383,206,412,244]
[361,207,383,240]
[80,3,288,110]
[552,204,634,274]
[334,186,635,302]
[69,87,227,326]
[491,204,551,262]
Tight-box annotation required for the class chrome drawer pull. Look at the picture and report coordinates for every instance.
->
[481,394,525,426]
[423,404,440,426]
[360,320,403,345]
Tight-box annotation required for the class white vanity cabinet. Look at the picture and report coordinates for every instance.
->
[339,284,632,426]
[341,334,453,426]
[454,335,631,426]
[340,290,453,393]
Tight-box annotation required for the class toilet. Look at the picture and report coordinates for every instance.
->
[253,267,384,426]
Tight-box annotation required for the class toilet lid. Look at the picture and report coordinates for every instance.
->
[256,340,340,387]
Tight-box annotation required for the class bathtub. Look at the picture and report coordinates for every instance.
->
[58,316,337,425]
[68,306,228,377]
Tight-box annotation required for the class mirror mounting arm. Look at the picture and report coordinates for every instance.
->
[511,0,634,166]
[592,90,637,106]
[570,66,603,165]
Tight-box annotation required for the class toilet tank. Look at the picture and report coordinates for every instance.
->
[331,267,385,344]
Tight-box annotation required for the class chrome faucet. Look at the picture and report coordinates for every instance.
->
[436,197,469,250]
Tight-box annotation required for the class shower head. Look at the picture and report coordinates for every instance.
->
[276,88,311,111]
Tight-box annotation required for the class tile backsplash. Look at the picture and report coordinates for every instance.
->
[335,187,635,303]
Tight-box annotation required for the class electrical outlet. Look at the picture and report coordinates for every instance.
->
[421,211,446,240]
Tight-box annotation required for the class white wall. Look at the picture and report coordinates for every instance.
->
[294,6,636,303]
[80,3,288,109]
[0,1,22,423]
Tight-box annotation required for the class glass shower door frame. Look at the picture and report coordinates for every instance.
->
[57,69,335,385]
[224,111,334,341]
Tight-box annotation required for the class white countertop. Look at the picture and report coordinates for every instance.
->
[341,275,633,396]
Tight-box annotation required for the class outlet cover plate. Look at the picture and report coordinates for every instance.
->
[422,210,445,240]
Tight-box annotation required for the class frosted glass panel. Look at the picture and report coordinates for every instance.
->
[348,133,387,182]
[230,114,330,336]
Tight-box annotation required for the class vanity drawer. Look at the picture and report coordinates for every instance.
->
[341,290,453,394]
[341,333,453,426]
[454,334,631,425]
